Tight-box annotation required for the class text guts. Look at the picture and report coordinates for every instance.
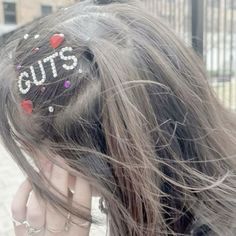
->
[18,47,78,95]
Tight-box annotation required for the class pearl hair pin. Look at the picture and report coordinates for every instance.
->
[41,86,46,93]
[16,64,22,70]
[32,47,40,52]
[48,106,54,113]
[24,34,29,40]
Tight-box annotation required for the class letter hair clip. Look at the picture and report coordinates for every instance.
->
[18,32,85,115]
[17,32,84,95]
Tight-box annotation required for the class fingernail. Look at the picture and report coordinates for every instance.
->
[26,191,33,207]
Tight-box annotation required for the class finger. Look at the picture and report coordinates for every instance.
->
[37,154,52,172]
[11,179,32,236]
[68,177,92,236]
[68,174,76,194]
[26,191,46,236]
[25,158,52,236]
[45,164,69,236]
[39,160,53,180]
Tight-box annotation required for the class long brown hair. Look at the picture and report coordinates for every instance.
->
[0,0,236,235]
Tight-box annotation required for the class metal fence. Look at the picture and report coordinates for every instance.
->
[142,0,236,111]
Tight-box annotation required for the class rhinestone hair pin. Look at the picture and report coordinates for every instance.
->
[18,33,83,114]
[18,33,82,95]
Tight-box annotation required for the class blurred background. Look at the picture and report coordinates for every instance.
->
[143,0,236,111]
[0,0,235,235]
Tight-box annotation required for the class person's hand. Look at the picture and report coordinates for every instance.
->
[11,161,92,236]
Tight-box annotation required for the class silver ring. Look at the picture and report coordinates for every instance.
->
[11,217,25,227]
[77,221,90,228]
[46,226,65,233]
[23,221,44,235]
[46,213,72,233]
[64,213,72,232]
[72,218,91,228]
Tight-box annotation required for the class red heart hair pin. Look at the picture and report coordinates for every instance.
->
[21,100,33,114]
[50,33,65,49]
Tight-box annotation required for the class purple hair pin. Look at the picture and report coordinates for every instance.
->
[64,80,71,89]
